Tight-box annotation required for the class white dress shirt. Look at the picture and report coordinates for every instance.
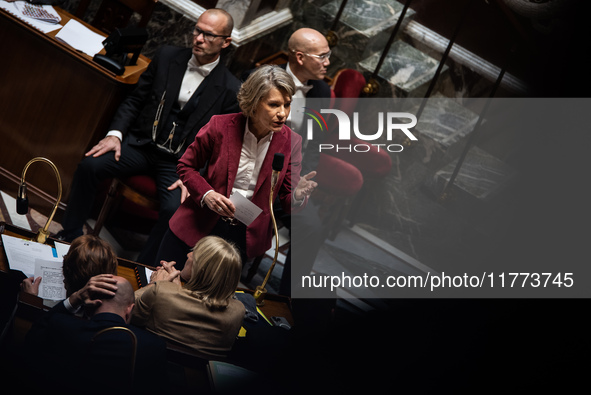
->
[178,55,219,109]
[285,63,312,134]
[107,54,219,141]
[202,121,272,205]
[231,122,273,200]
[201,121,304,208]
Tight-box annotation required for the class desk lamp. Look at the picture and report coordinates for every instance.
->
[253,153,284,306]
[17,157,62,244]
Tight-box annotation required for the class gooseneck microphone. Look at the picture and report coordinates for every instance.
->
[17,157,62,244]
[17,182,29,215]
[271,153,284,192]
[254,152,285,306]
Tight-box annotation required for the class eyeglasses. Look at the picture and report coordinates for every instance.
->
[291,49,331,62]
[192,27,229,42]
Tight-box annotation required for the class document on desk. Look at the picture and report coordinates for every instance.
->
[229,191,262,226]
[1,234,56,278]
[53,241,71,260]
[34,258,66,301]
[0,1,62,34]
[55,19,105,57]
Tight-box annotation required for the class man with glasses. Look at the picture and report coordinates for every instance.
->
[242,28,334,317]
[57,9,241,267]
[285,27,332,146]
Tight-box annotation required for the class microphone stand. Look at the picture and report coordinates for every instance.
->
[253,175,280,307]
[17,157,62,244]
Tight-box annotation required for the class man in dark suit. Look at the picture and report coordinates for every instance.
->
[25,276,168,394]
[264,29,333,300]
[58,8,241,266]
[282,27,332,174]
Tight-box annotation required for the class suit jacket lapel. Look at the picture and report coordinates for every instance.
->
[226,115,246,196]
[163,49,192,119]
[254,126,288,196]
[185,62,225,131]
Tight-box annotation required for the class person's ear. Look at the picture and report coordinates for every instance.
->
[295,51,305,66]
[222,36,232,49]
[124,303,134,324]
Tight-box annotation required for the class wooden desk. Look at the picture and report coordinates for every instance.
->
[0,221,293,326]
[1,222,294,386]
[0,7,150,210]
[0,222,146,291]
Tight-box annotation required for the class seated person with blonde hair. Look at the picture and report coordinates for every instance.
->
[131,236,245,359]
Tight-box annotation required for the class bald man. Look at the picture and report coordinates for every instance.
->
[26,276,167,393]
[240,29,333,300]
[284,28,332,169]
[286,27,332,90]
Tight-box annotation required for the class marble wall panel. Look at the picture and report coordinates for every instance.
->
[319,0,415,64]
[408,93,480,168]
[217,0,252,28]
[427,146,517,204]
[359,40,449,98]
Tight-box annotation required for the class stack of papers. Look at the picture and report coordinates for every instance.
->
[55,19,105,57]
[1,1,106,56]
[17,2,60,23]
[2,234,71,301]
[0,0,61,33]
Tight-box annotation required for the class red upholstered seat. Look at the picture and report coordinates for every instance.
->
[93,175,159,236]
[326,68,393,178]
[327,69,394,227]
[313,154,363,240]
[332,69,367,99]
[118,175,159,220]
[324,134,393,178]
[315,154,364,196]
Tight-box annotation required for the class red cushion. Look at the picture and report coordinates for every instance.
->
[332,69,366,98]
[314,154,363,196]
[324,134,392,178]
[122,175,158,198]
[118,175,158,220]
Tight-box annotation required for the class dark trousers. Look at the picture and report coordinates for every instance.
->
[279,200,329,296]
[154,220,248,271]
[62,139,181,265]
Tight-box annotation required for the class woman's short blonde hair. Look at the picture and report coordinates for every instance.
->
[183,236,242,310]
[237,64,296,118]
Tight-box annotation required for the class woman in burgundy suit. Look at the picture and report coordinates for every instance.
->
[154,65,317,269]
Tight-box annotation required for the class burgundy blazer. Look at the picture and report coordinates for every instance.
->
[169,112,304,258]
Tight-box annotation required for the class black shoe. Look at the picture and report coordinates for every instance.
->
[54,229,83,243]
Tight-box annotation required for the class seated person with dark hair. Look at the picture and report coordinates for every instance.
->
[25,276,168,394]
[20,234,119,314]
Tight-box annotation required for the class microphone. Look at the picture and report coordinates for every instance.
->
[16,157,63,244]
[17,182,29,215]
[270,153,284,192]
[254,152,284,306]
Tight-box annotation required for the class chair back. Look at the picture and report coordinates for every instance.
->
[76,0,158,34]
[89,326,138,385]
[331,68,367,99]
